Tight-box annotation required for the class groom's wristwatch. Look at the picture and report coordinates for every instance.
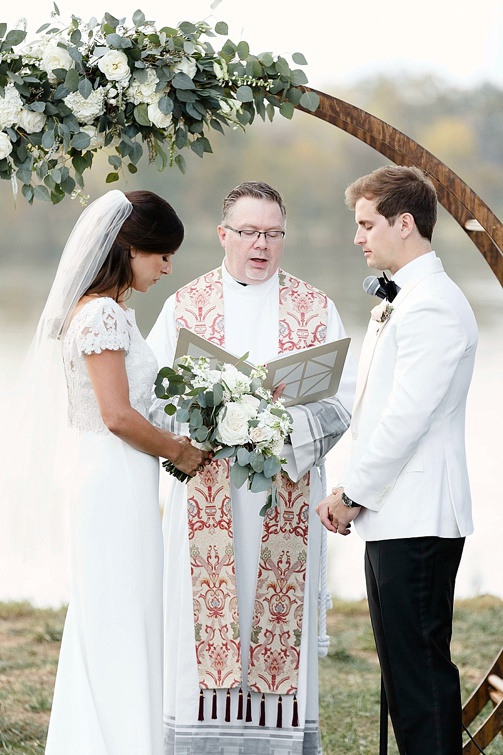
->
[341,492,360,508]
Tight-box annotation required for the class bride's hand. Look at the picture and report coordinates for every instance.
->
[169,435,211,477]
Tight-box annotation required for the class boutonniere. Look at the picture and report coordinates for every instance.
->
[371,300,394,324]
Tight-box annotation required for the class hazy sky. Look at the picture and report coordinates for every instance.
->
[3,0,503,90]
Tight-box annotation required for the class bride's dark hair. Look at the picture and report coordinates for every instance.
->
[85,190,184,300]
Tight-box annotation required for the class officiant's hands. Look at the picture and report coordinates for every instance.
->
[272,382,286,402]
[168,434,211,477]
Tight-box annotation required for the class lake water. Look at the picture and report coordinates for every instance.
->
[1,309,501,607]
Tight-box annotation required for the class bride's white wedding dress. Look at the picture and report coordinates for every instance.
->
[45,297,164,755]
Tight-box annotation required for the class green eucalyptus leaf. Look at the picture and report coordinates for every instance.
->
[250,471,272,493]
[175,153,187,174]
[70,131,91,150]
[132,9,146,26]
[4,30,27,48]
[68,46,83,66]
[236,85,254,103]
[214,21,228,35]
[237,447,251,466]
[158,96,174,115]
[250,453,264,473]
[290,69,308,86]
[33,184,51,202]
[104,13,120,30]
[275,57,291,77]
[179,21,197,35]
[279,101,295,119]
[299,91,320,112]
[194,426,209,442]
[292,52,308,66]
[106,33,123,48]
[213,445,236,459]
[134,103,151,126]
[264,455,281,478]
[172,71,196,90]
[189,408,203,428]
[105,171,119,183]
[176,407,190,423]
[163,403,177,416]
[230,461,249,488]
[61,175,76,194]
[237,41,249,60]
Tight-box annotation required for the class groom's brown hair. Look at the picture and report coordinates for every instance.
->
[345,165,437,241]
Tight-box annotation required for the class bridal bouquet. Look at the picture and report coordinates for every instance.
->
[154,355,293,514]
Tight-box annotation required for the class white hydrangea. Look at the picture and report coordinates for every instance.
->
[0,84,23,130]
[0,131,13,160]
[64,87,105,124]
[126,68,160,105]
[147,101,173,129]
[41,38,73,82]
[17,108,47,134]
[172,56,197,79]
[97,50,131,83]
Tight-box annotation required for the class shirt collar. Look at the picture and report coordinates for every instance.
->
[392,251,438,289]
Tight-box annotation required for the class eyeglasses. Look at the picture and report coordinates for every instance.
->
[224,225,285,242]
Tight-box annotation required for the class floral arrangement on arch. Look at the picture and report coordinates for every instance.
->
[155,355,293,515]
[0,4,319,204]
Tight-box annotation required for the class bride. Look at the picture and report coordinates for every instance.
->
[6,189,208,755]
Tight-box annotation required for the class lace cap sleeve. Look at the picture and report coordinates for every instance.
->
[74,298,131,356]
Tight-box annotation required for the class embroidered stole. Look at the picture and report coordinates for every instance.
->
[175,268,327,700]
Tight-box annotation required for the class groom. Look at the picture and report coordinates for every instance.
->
[317,165,478,754]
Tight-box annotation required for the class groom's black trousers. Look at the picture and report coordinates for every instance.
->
[365,536,465,755]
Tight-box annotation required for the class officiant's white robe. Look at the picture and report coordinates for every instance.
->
[148,263,356,755]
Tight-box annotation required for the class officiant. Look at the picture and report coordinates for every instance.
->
[147,180,357,755]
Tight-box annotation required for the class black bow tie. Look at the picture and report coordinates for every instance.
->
[379,274,399,302]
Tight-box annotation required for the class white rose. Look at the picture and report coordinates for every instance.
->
[172,56,197,79]
[0,84,23,130]
[147,101,173,129]
[17,108,47,134]
[97,50,131,83]
[41,39,73,82]
[126,68,160,105]
[216,403,250,446]
[249,424,275,446]
[221,365,251,395]
[0,131,13,160]
[64,88,105,124]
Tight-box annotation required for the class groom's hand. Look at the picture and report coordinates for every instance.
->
[316,486,360,535]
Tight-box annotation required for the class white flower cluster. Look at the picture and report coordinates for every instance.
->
[169,356,291,454]
[0,83,48,158]
[0,20,202,164]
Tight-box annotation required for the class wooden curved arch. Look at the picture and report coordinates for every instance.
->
[299,88,503,286]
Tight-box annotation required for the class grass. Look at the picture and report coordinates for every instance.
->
[0,597,501,754]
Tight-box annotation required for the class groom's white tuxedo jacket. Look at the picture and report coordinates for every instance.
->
[346,253,478,541]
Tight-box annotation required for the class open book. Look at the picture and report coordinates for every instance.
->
[174,328,351,407]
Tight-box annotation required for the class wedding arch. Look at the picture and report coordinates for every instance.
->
[0,9,501,285]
